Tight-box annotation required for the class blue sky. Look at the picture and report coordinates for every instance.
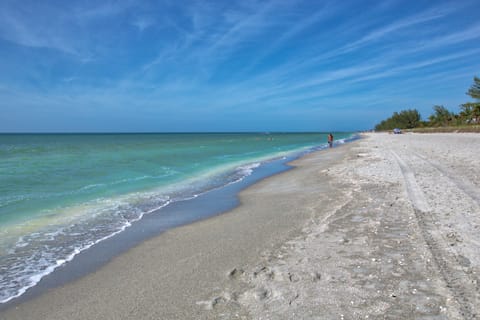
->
[0,0,479,132]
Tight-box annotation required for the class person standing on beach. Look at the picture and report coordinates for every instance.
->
[328,133,334,148]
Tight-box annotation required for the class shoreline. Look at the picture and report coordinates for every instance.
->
[0,149,294,310]
[1,133,358,307]
[0,137,353,313]
[2,132,478,319]
[0,138,353,319]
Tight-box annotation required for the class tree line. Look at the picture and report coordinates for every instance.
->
[375,76,480,131]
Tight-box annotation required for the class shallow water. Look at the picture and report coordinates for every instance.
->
[0,132,354,303]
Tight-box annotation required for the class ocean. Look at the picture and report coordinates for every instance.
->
[0,132,355,303]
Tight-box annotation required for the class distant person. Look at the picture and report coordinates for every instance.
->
[328,133,334,148]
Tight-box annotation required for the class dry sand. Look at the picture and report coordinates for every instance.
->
[1,133,479,319]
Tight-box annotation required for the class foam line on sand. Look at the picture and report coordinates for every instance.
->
[1,132,479,319]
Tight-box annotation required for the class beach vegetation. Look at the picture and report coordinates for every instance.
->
[374,109,421,131]
[461,76,480,124]
[466,76,480,99]
[459,102,480,124]
[375,76,480,131]
[428,105,457,127]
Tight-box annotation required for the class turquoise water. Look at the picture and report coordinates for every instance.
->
[0,132,354,303]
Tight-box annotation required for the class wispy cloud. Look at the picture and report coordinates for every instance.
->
[346,10,446,50]
[349,49,480,83]
[240,2,340,74]
[74,1,135,20]
[286,4,456,73]
[423,22,480,49]
[131,16,154,32]
[189,1,280,64]
[1,0,478,132]
[0,1,139,59]
[0,3,78,55]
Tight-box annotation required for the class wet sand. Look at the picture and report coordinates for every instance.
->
[1,133,479,319]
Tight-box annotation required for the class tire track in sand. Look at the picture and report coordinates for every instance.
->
[409,152,480,249]
[412,152,480,206]
[391,150,479,320]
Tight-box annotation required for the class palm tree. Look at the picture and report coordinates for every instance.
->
[460,102,480,124]
[429,105,454,126]
[461,76,480,124]
[467,76,480,99]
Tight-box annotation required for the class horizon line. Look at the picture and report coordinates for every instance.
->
[0,131,358,135]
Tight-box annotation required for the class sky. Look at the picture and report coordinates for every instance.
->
[0,0,479,132]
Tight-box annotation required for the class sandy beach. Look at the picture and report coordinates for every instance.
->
[1,132,479,319]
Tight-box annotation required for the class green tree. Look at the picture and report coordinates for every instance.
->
[399,109,421,128]
[460,76,480,124]
[460,102,480,124]
[466,76,480,99]
[428,105,455,127]
[374,109,421,131]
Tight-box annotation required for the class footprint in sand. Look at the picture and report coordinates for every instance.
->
[228,267,245,280]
